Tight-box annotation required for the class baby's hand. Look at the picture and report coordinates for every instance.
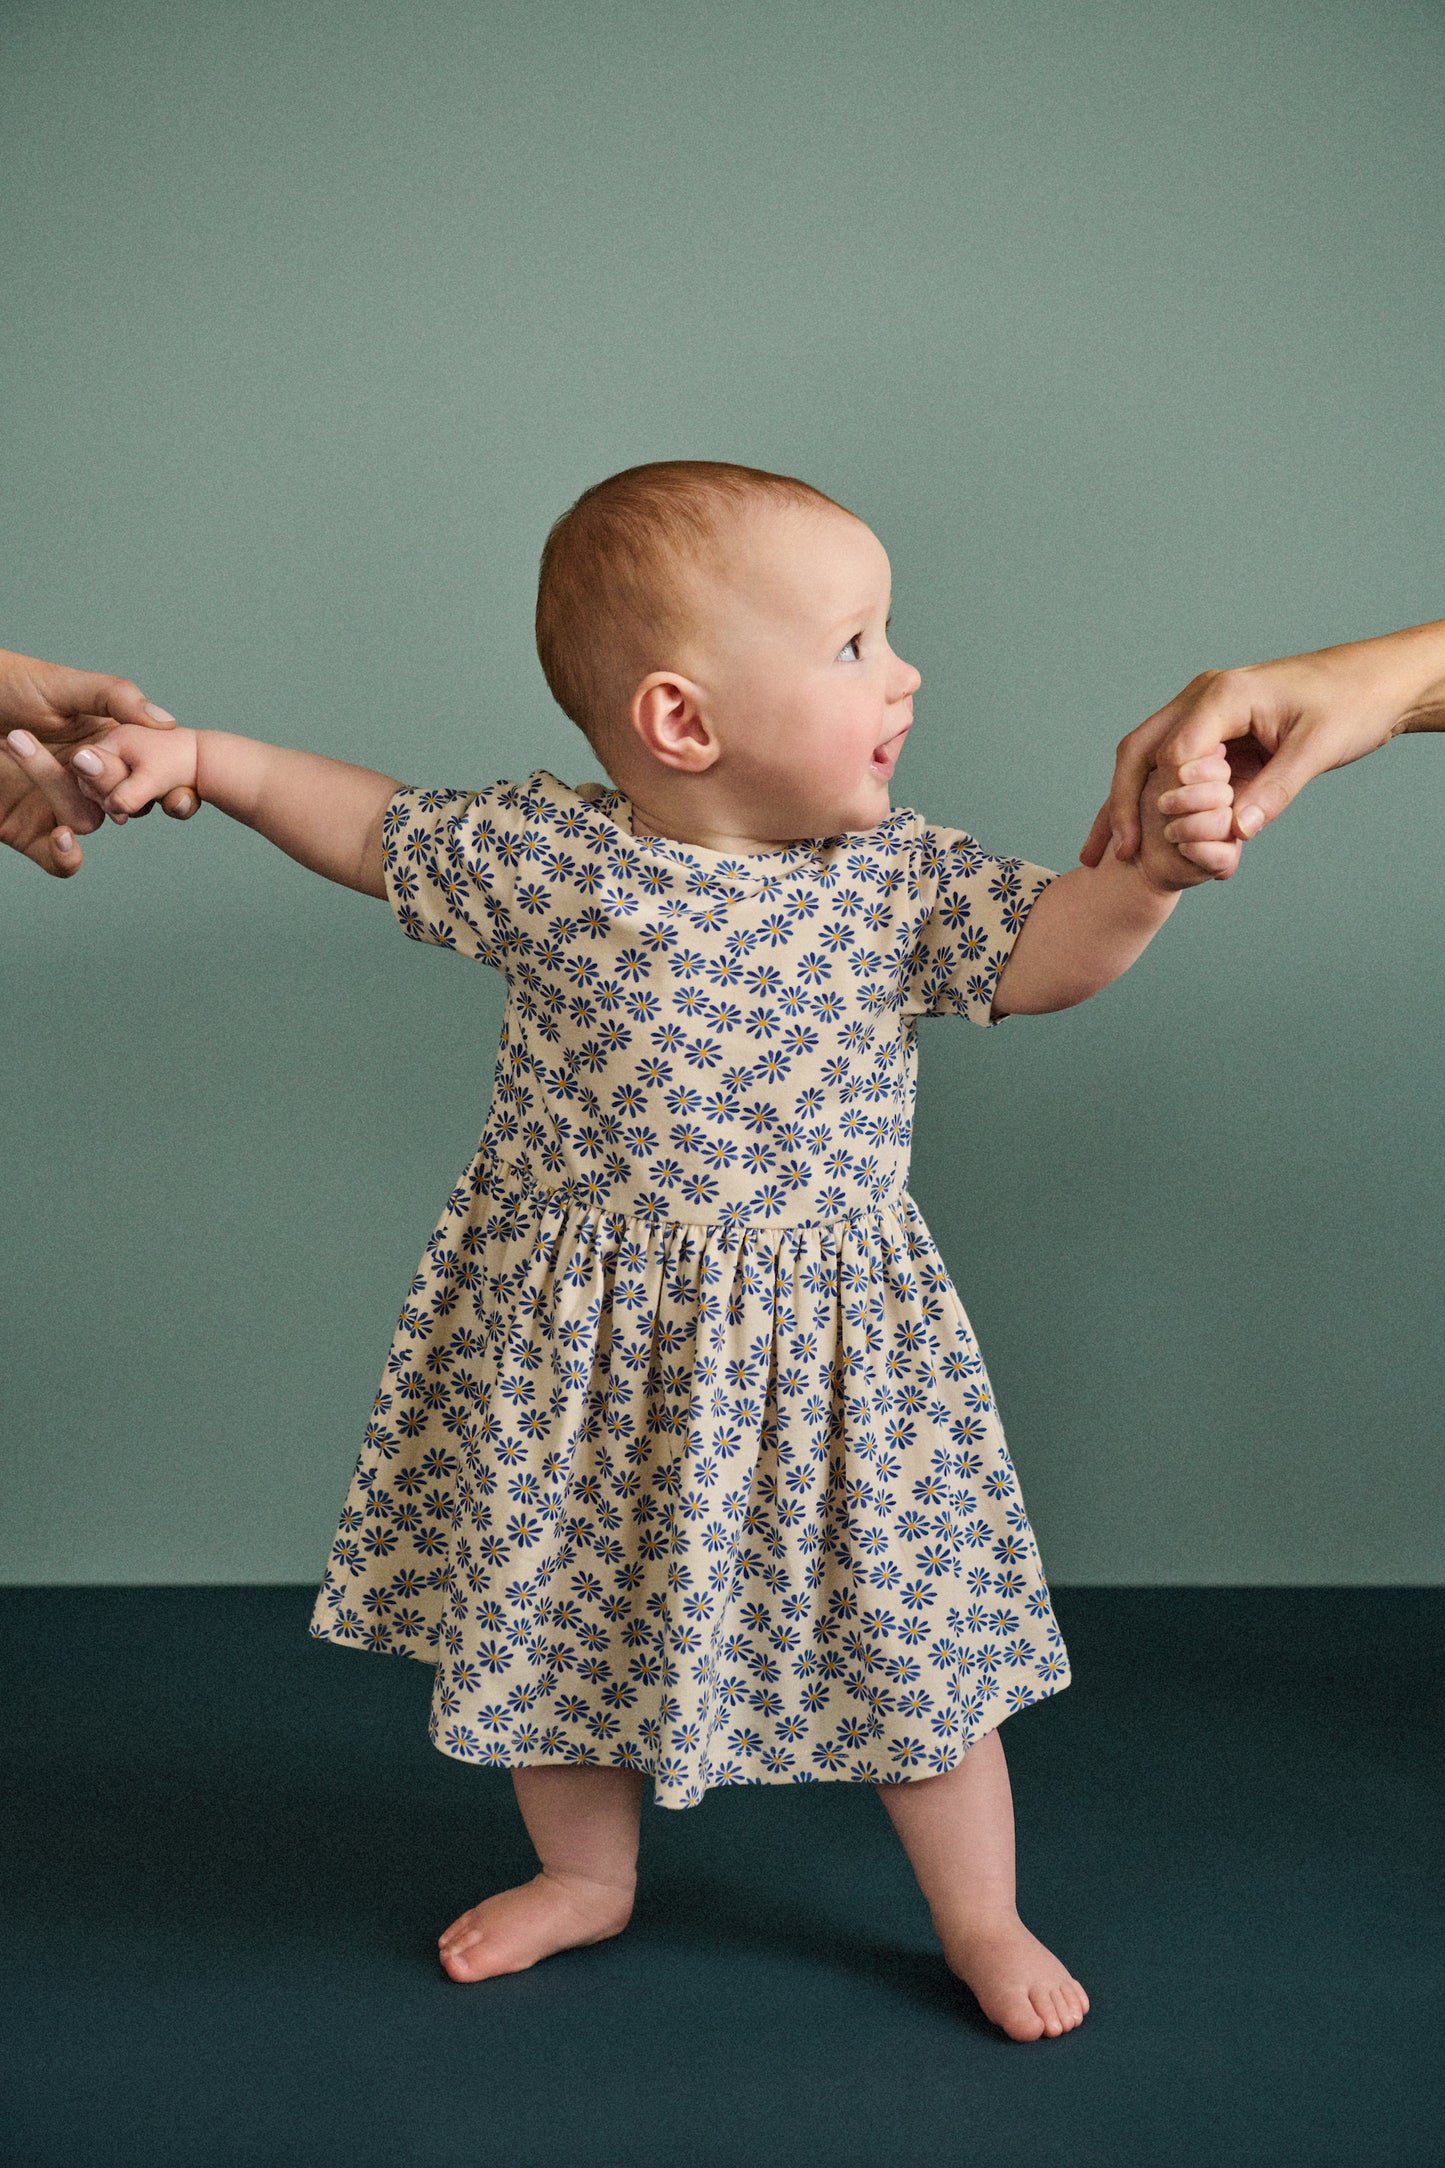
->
[69,723,200,827]
[1136,745,1242,890]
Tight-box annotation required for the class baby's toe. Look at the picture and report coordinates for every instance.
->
[999,1992,1047,2042]
[439,1909,479,1954]
[1030,1987,1063,2037]
[439,1937,489,1983]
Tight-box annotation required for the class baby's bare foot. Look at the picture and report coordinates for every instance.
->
[942,1912,1089,2041]
[437,1868,636,1983]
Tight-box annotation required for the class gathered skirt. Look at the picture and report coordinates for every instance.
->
[310,1143,1070,1808]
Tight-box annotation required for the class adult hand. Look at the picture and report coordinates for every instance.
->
[0,648,198,877]
[1080,617,1445,874]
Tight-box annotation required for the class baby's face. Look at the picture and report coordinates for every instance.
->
[675,503,922,841]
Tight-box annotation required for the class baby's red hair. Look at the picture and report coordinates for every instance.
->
[535,459,849,772]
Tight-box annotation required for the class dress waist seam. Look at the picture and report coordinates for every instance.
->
[487,1152,911,1232]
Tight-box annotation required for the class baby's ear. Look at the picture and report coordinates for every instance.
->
[632,685,723,780]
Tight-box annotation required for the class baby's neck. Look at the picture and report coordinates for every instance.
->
[619,784,810,858]
[619,783,813,858]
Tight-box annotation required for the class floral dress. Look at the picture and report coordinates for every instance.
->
[310,770,1071,1808]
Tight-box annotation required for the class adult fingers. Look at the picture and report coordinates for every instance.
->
[96,755,192,820]
[86,678,176,727]
[99,770,161,818]
[4,728,97,831]
[68,744,147,824]
[1154,670,1279,774]
[1102,729,1167,862]
[1098,681,1206,862]
[68,744,132,799]
[1087,757,1226,862]
[32,664,175,734]
[1231,735,1330,839]
[1078,799,1113,868]
[1109,685,1221,871]
[1087,681,1232,867]
[47,824,85,876]
[89,776,152,815]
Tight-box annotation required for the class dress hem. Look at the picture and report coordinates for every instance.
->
[309,1611,1071,1811]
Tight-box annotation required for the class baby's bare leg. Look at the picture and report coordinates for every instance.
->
[875,1730,1089,2040]
[438,1763,643,1983]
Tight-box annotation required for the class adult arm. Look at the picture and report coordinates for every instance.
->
[1080,617,1445,873]
[0,646,195,877]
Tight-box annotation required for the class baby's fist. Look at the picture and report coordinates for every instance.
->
[70,723,200,826]
[1137,749,1241,890]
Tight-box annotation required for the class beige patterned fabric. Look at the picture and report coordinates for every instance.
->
[310,770,1070,1808]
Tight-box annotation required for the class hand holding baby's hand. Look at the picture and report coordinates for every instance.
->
[1135,745,1242,891]
[70,724,200,826]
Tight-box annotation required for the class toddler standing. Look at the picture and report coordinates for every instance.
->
[56,460,1239,2042]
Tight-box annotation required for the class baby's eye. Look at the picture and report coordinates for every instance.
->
[838,634,862,662]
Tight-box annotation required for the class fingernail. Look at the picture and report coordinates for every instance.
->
[55,828,74,851]
[6,728,38,757]
[175,793,193,814]
[1236,806,1264,838]
[1109,829,1121,856]
[73,747,104,774]
[143,702,176,723]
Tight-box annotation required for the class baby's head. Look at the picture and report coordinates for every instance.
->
[535,460,921,848]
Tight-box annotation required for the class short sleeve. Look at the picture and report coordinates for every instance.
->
[382,781,526,971]
[900,823,1057,1024]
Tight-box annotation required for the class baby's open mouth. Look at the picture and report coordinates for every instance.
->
[871,727,909,773]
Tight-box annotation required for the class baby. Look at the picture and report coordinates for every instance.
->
[61,460,1237,2042]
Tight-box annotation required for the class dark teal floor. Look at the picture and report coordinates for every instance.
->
[2,1588,1441,2167]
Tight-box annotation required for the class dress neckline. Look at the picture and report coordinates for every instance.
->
[531,770,913,891]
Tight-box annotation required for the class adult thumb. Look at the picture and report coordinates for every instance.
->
[1231,738,1322,839]
[78,674,177,728]
[27,660,177,730]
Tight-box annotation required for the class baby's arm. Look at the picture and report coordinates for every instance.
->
[71,726,399,897]
[992,756,1237,1017]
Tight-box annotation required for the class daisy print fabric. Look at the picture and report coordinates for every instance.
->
[310,770,1070,1808]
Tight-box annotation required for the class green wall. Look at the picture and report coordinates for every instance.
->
[3,0,1441,1583]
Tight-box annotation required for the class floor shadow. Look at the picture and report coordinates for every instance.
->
[631,1869,998,2032]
